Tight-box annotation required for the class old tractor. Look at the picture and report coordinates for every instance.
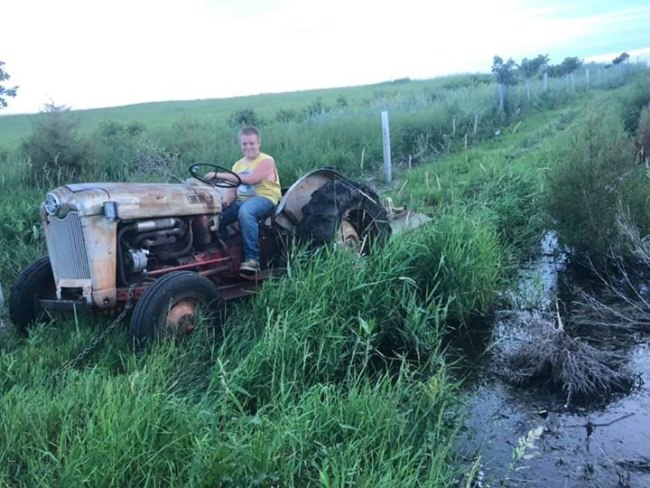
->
[8,165,405,343]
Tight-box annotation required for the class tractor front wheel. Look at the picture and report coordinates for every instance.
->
[130,271,222,345]
[9,256,56,336]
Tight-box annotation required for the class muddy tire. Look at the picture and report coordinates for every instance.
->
[9,256,56,336]
[130,271,222,345]
[297,179,391,254]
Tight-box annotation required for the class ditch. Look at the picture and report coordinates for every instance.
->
[456,233,650,487]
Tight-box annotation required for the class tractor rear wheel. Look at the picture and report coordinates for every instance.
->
[130,271,222,345]
[9,256,56,336]
[297,179,391,254]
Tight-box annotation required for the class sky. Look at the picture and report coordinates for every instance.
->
[1,0,649,115]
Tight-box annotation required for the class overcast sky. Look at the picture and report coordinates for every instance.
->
[2,0,649,115]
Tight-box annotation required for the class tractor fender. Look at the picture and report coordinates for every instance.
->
[274,168,346,233]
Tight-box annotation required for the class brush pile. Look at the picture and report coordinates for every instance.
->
[494,310,634,405]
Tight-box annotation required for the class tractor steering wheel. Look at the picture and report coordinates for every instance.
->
[189,163,242,189]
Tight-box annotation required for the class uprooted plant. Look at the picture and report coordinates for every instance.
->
[494,305,635,406]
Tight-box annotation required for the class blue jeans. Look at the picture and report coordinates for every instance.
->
[220,197,275,261]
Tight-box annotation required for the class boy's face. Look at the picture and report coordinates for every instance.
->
[240,133,260,159]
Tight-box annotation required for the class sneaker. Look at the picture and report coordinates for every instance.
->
[239,259,260,274]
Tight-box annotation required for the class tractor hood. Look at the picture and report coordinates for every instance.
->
[41,181,222,220]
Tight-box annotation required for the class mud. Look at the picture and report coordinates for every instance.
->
[456,233,650,487]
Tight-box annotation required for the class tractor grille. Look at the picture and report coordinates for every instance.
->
[45,211,91,280]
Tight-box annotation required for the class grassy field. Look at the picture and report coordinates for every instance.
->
[0,63,648,486]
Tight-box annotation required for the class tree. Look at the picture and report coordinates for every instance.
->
[612,52,630,65]
[547,57,583,78]
[519,54,549,100]
[559,56,583,75]
[0,60,19,109]
[519,54,549,79]
[492,56,518,112]
[491,56,518,86]
[559,57,583,91]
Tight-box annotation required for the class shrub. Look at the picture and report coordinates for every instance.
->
[635,104,650,163]
[618,71,650,133]
[544,105,644,263]
[304,98,329,118]
[92,120,149,180]
[21,103,92,185]
[274,108,299,124]
[227,108,261,128]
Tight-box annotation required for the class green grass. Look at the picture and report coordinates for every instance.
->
[0,63,648,486]
[0,246,464,486]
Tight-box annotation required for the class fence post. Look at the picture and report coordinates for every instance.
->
[381,111,392,184]
[0,282,4,328]
[497,83,505,112]
[543,72,548,91]
[586,69,590,89]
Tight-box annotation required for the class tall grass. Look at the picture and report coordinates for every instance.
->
[0,239,470,486]
[0,194,506,485]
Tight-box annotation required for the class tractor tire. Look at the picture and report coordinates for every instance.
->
[130,271,222,345]
[9,256,56,336]
[297,179,391,254]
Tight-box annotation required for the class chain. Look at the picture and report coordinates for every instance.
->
[51,284,137,381]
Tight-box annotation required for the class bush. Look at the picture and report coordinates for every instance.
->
[544,105,645,263]
[274,108,300,124]
[618,71,650,133]
[21,103,92,185]
[336,95,349,108]
[91,120,149,180]
[227,108,262,128]
[303,98,329,118]
[636,104,650,163]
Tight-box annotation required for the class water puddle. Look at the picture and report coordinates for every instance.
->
[457,233,650,487]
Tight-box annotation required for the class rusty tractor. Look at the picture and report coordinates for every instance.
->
[9,165,423,343]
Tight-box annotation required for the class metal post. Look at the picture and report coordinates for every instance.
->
[0,282,4,328]
[381,111,392,184]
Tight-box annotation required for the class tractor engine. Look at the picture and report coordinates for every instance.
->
[41,181,225,311]
[117,215,213,285]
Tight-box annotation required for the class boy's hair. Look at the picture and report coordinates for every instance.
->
[239,126,260,140]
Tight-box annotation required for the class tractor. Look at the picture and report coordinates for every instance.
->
[8,164,405,343]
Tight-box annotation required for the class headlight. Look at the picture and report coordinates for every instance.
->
[43,193,60,216]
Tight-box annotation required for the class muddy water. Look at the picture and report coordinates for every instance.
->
[456,233,650,487]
